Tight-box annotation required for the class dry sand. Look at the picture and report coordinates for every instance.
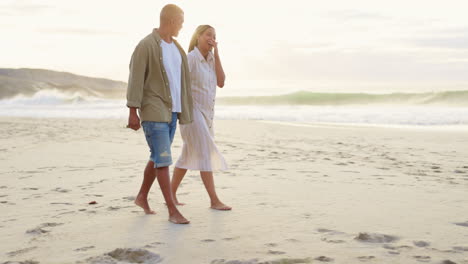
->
[1,117,468,264]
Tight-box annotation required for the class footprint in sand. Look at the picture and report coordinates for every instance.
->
[267,250,286,255]
[413,241,430,247]
[84,248,162,263]
[26,222,64,235]
[222,237,239,241]
[22,187,39,191]
[430,248,457,253]
[264,243,277,247]
[342,170,360,174]
[51,187,70,193]
[354,232,399,243]
[321,238,346,244]
[122,196,136,201]
[53,211,75,217]
[201,239,216,242]
[6,246,37,257]
[413,255,431,262]
[317,228,335,233]
[144,241,165,248]
[357,256,376,262]
[302,213,312,219]
[85,194,104,197]
[441,260,457,264]
[454,221,468,227]
[317,228,346,236]
[75,246,95,252]
[315,256,334,262]
[383,244,412,250]
[211,258,256,264]
[26,227,50,235]
[453,246,468,252]
[50,202,73,205]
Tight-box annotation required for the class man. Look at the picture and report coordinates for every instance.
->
[126,4,193,224]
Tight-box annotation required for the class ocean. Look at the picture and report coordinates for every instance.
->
[1,89,468,127]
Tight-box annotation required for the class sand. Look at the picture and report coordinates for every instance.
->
[1,117,468,264]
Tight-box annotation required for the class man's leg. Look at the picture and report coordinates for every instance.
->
[134,161,157,214]
[156,166,190,224]
[171,167,188,205]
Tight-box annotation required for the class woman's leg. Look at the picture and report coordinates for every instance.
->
[171,167,188,205]
[200,171,232,210]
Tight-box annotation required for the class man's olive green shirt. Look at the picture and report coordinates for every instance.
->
[126,29,193,124]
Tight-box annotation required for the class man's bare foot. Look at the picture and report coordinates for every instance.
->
[210,201,232,211]
[168,212,190,224]
[134,195,156,214]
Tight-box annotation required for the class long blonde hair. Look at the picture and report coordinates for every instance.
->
[188,25,214,52]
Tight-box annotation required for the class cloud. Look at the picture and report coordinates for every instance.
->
[326,10,392,22]
[406,27,468,50]
[37,28,122,36]
[0,0,53,16]
[411,36,468,50]
[233,41,468,83]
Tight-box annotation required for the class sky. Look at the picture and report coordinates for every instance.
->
[1,0,468,96]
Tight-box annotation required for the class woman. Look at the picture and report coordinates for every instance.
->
[171,25,231,211]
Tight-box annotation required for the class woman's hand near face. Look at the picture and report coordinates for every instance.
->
[208,39,218,51]
[210,38,225,88]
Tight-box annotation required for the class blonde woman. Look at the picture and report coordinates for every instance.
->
[171,25,231,211]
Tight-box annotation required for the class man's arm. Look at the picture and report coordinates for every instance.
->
[126,43,148,131]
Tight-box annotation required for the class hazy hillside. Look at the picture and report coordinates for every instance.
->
[0,68,127,99]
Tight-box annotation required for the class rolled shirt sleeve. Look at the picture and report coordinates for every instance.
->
[126,43,148,108]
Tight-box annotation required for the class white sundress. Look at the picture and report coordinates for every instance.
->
[175,47,228,171]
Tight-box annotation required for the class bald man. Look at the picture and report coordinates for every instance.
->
[126,4,193,224]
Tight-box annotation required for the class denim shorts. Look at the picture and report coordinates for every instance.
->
[141,113,178,168]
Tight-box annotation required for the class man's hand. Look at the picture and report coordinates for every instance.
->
[127,107,141,131]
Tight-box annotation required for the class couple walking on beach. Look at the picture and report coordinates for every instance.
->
[126,4,231,224]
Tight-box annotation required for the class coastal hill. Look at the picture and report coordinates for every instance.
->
[0,68,127,99]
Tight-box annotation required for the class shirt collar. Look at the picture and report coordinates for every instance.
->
[152,28,177,45]
[152,28,162,44]
[152,28,184,52]
[194,46,214,63]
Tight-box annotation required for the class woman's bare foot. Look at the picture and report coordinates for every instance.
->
[134,194,156,214]
[210,201,232,211]
[168,211,190,224]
